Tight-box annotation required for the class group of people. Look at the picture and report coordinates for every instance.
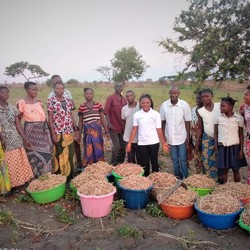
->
[0,78,250,196]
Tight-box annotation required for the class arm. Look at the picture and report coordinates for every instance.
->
[214,124,219,157]
[78,115,84,144]
[156,128,170,153]
[239,127,244,159]
[48,111,58,144]
[100,112,110,140]
[126,126,138,152]
[104,97,113,129]
[161,120,166,140]
[195,112,203,153]
[185,121,191,145]
[15,116,31,147]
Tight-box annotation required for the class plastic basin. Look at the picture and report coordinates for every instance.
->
[160,203,194,219]
[26,182,66,204]
[189,186,214,197]
[112,171,144,183]
[239,214,250,235]
[194,202,243,230]
[117,182,153,209]
[77,189,116,218]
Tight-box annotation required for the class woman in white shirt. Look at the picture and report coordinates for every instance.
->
[126,94,169,176]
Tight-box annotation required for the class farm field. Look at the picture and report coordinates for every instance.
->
[1,82,250,250]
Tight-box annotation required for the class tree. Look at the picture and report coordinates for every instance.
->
[96,66,114,82]
[159,0,250,83]
[5,61,49,81]
[111,47,149,83]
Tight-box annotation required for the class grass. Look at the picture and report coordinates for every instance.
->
[53,204,76,224]
[117,224,140,238]
[6,83,245,114]
[109,199,127,222]
[145,203,165,217]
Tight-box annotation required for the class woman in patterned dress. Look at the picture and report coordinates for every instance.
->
[0,86,33,189]
[17,82,53,178]
[78,88,109,168]
[47,82,77,179]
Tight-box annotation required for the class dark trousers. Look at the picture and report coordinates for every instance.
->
[125,142,141,165]
[110,131,126,166]
[138,143,159,176]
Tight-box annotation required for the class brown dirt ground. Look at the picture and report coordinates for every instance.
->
[1,146,250,250]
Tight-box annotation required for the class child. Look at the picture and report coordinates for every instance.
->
[214,97,247,183]
[47,82,78,180]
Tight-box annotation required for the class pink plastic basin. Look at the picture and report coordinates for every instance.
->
[77,189,116,218]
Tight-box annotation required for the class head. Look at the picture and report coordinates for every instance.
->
[139,94,154,112]
[199,88,213,106]
[0,86,9,102]
[54,82,65,97]
[220,96,236,114]
[195,90,203,108]
[51,74,63,86]
[84,87,94,101]
[114,82,123,95]
[125,90,135,104]
[169,86,180,103]
[244,85,250,105]
[24,81,38,98]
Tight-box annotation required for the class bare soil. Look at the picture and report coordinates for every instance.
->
[1,152,250,250]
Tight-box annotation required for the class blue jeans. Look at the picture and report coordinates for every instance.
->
[170,143,188,179]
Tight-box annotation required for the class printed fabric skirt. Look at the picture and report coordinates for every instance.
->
[216,144,247,170]
[201,132,218,179]
[83,121,104,167]
[24,121,53,178]
[5,147,33,188]
[0,144,11,194]
[53,134,75,179]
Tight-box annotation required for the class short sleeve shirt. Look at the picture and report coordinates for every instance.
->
[215,113,244,146]
[47,96,74,134]
[160,99,192,145]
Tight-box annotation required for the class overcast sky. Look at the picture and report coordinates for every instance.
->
[0,0,190,83]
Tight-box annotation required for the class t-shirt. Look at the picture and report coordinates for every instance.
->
[133,108,161,145]
[121,103,140,143]
[78,102,104,123]
[198,103,221,138]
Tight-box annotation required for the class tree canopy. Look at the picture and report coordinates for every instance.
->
[159,0,250,83]
[5,61,49,81]
[110,47,149,83]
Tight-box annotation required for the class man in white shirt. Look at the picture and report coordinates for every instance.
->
[160,86,192,179]
[121,90,140,164]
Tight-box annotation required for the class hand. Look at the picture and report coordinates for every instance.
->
[162,142,170,154]
[105,132,110,140]
[52,134,59,144]
[1,139,6,151]
[238,150,244,159]
[126,143,131,153]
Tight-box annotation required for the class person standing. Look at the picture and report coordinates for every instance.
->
[195,88,221,181]
[190,91,204,174]
[17,82,53,178]
[47,82,77,179]
[48,75,82,169]
[126,94,169,176]
[78,88,109,167]
[160,86,191,179]
[0,86,33,189]
[104,82,127,165]
[215,97,247,183]
[240,85,250,184]
[121,90,140,164]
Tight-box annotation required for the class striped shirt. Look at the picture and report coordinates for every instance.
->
[78,102,104,123]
